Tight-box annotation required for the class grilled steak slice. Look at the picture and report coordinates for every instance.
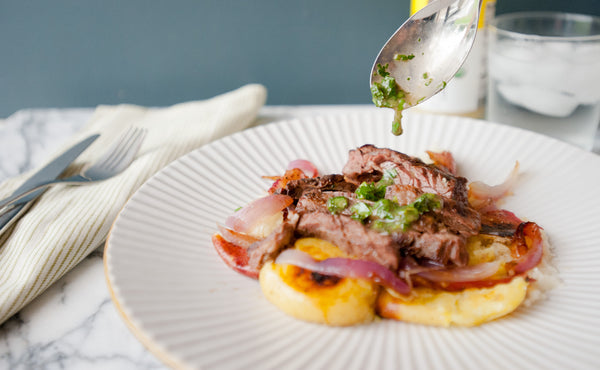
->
[296,190,369,216]
[277,174,356,200]
[385,184,421,206]
[401,230,468,266]
[295,185,477,266]
[386,184,481,238]
[398,214,469,266]
[248,211,300,270]
[248,146,479,270]
[384,184,478,266]
[297,190,344,214]
[342,145,469,206]
[296,212,400,270]
[439,201,481,238]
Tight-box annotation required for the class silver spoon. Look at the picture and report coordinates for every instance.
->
[370,0,482,135]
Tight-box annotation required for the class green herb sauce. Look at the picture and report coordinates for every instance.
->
[394,53,415,61]
[327,196,349,214]
[364,193,442,233]
[422,72,433,87]
[355,169,396,201]
[324,169,441,233]
[370,64,409,136]
[350,202,371,221]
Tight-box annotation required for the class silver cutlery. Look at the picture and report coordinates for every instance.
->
[0,127,147,215]
[0,134,100,231]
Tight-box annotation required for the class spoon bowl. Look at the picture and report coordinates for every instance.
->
[371,0,482,108]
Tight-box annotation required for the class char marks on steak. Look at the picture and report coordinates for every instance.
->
[246,145,482,270]
[343,144,469,206]
[277,174,356,199]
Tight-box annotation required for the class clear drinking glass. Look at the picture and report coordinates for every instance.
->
[486,12,600,150]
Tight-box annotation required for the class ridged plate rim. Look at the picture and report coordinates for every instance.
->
[105,110,600,370]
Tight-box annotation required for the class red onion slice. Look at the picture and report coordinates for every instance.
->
[416,261,502,283]
[217,224,260,249]
[469,162,519,210]
[272,223,543,294]
[287,159,318,178]
[275,248,316,266]
[275,249,410,295]
[225,194,293,233]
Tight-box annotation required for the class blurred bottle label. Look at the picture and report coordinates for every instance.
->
[410,0,496,118]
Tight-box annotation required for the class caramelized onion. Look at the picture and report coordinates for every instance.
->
[212,234,259,279]
[480,209,523,236]
[275,249,410,295]
[468,162,519,210]
[426,150,457,175]
[225,194,293,233]
[271,223,544,294]
[287,159,319,178]
[266,168,306,194]
[512,222,544,274]
[417,222,544,290]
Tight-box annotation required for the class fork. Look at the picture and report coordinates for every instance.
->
[0,127,147,214]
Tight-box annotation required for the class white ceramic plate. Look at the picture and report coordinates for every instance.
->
[105,111,600,369]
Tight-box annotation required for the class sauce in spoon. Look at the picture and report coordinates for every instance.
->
[370,0,482,135]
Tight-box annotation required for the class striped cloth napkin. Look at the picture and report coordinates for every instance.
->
[0,84,267,324]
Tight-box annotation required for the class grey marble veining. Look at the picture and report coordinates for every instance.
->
[0,108,165,370]
[0,109,93,181]
[0,250,164,370]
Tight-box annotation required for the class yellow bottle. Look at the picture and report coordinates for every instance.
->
[410,0,496,118]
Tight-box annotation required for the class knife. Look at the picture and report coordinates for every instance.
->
[0,133,100,231]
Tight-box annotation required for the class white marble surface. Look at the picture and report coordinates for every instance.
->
[0,108,167,369]
[0,105,598,369]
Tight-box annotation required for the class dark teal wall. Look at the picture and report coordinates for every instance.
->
[1,0,598,117]
[496,0,600,16]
